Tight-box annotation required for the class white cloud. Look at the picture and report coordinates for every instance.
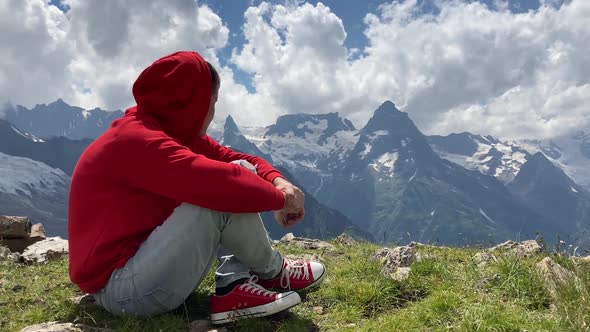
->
[0,0,228,111]
[231,0,589,138]
[0,0,73,108]
[1,0,589,140]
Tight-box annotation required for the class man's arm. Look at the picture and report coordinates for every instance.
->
[123,133,285,213]
[198,135,283,184]
[198,135,305,225]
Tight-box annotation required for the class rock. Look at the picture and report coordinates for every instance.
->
[31,223,47,238]
[284,254,322,263]
[281,233,296,242]
[572,256,590,264]
[312,306,324,315]
[21,237,68,264]
[190,319,226,332]
[536,257,579,298]
[409,241,435,248]
[1,237,46,254]
[279,233,335,251]
[20,322,112,332]
[490,240,541,258]
[334,234,356,246]
[392,267,412,281]
[0,216,32,238]
[473,252,497,268]
[0,245,19,262]
[1,222,46,253]
[372,246,415,280]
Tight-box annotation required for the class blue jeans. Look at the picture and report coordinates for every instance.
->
[92,161,284,317]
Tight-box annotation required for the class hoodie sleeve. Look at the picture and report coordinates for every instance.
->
[123,133,285,213]
[200,135,284,184]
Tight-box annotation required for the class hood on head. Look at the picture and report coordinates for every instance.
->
[131,51,212,147]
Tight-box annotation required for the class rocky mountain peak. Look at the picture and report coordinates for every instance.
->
[265,112,355,145]
[224,115,240,136]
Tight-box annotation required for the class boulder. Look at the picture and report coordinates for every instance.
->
[334,234,356,246]
[0,222,47,253]
[0,237,46,254]
[473,252,498,268]
[572,256,590,264]
[536,257,579,298]
[21,237,68,264]
[490,240,542,258]
[279,233,335,251]
[31,223,47,238]
[0,216,32,239]
[372,245,415,281]
[0,245,19,262]
[284,254,322,263]
[20,322,112,332]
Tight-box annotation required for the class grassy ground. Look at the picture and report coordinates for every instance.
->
[1,240,589,332]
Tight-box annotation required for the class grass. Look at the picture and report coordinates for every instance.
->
[1,240,589,331]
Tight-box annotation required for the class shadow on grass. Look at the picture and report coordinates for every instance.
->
[63,289,317,332]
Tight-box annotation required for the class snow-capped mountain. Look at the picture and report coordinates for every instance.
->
[518,132,590,191]
[221,101,561,246]
[0,152,69,237]
[2,99,123,140]
[0,119,91,175]
[508,152,590,247]
[219,118,373,241]
[428,133,530,184]
[427,131,590,192]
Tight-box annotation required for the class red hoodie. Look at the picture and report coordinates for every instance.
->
[68,51,285,294]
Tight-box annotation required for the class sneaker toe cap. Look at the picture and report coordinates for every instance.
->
[310,261,326,280]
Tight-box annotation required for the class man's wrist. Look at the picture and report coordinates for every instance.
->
[272,176,288,187]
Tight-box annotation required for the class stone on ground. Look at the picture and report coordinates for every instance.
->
[334,234,356,246]
[279,233,335,251]
[20,321,112,332]
[490,240,542,258]
[372,245,416,281]
[21,237,68,264]
[0,216,31,238]
[536,257,579,298]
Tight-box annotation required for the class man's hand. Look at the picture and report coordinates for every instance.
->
[274,210,305,228]
[273,177,305,227]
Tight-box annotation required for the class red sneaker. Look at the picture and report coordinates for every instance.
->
[258,258,326,291]
[210,275,301,325]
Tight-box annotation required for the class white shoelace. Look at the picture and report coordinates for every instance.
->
[238,275,276,297]
[279,259,310,290]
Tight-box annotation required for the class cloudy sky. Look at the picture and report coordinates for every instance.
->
[0,0,588,139]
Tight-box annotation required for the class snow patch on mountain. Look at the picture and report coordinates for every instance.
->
[11,125,44,143]
[518,133,590,191]
[246,123,358,171]
[0,152,69,197]
[369,152,399,176]
[429,134,529,183]
[479,208,497,226]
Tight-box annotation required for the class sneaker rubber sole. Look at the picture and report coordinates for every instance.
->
[210,291,301,325]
